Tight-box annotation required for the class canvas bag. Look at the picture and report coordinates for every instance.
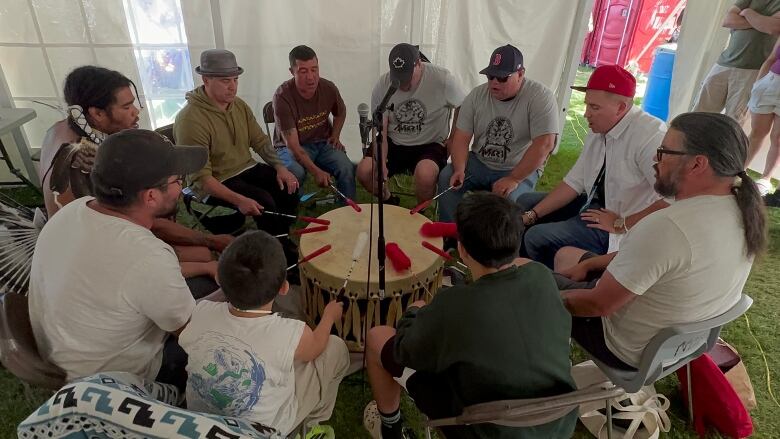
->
[710,339,757,411]
[572,360,671,439]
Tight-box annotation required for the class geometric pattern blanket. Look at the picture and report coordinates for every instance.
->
[17,372,280,439]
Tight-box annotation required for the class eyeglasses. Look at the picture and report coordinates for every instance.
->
[656,147,692,162]
[487,73,514,83]
[151,176,184,191]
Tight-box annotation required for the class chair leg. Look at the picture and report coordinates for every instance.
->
[425,425,432,439]
[687,363,694,423]
[605,398,613,439]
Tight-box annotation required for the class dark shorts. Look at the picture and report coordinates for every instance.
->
[367,139,448,176]
[380,335,406,378]
[571,317,635,370]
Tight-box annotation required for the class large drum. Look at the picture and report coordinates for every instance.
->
[298,204,444,351]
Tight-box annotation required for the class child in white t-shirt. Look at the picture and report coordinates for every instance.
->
[179,231,350,436]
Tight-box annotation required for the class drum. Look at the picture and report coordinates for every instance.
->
[298,204,444,351]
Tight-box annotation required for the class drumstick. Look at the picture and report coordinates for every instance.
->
[409,176,471,215]
[286,244,332,271]
[264,210,331,225]
[274,225,328,238]
[386,242,433,299]
[421,241,468,271]
[329,183,361,212]
[336,232,369,308]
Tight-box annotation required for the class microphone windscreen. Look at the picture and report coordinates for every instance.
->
[420,222,458,238]
[386,242,412,272]
[357,103,370,117]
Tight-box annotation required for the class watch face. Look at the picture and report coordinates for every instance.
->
[614,218,625,229]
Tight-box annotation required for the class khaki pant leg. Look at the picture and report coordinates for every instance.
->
[725,67,760,125]
[291,335,350,430]
[693,64,730,113]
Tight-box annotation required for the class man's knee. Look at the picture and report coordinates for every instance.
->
[356,158,374,181]
[414,160,439,181]
[366,326,396,363]
[554,246,587,272]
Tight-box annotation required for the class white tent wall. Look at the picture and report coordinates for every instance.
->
[181,0,593,161]
[668,0,732,120]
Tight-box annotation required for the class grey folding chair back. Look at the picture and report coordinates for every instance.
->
[426,383,624,429]
[590,294,753,394]
[262,101,275,138]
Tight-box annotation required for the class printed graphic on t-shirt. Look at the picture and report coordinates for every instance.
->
[393,99,427,134]
[188,332,266,416]
[297,110,329,134]
[478,117,514,164]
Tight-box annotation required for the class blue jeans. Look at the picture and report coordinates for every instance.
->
[277,141,356,200]
[516,192,608,269]
[437,152,540,222]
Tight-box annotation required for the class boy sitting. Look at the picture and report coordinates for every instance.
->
[179,231,349,436]
[364,192,576,438]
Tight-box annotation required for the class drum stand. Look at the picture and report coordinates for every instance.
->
[371,81,399,299]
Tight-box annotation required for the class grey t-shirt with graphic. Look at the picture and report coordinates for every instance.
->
[458,79,559,171]
[372,63,466,146]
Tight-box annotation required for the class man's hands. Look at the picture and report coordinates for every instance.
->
[581,208,621,233]
[236,195,263,216]
[327,134,346,151]
[492,176,519,197]
[275,166,299,194]
[449,169,466,189]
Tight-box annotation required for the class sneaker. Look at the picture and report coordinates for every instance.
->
[755,178,774,197]
[363,400,382,439]
[304,425,335,439]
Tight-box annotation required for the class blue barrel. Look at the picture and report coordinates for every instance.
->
[642,45,677,121]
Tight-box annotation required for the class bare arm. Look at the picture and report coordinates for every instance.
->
[294,301,342,361]
[180,260,217,279]
[723,5,753,29]
[509,134,557,182]
[151,218,232,251]
[561,270,636,317]
[741,8,780,34]
[281,127,323,174]
[758,37,780,78]
[525,181,579,219]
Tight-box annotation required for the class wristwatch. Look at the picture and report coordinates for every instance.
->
[613,217,627,233]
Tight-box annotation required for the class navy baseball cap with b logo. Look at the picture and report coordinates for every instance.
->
[479,44,524,77]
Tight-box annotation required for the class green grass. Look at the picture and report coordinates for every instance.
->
[2,69,779,437]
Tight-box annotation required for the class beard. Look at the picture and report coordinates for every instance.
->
[653,163,682,198]
[156,197,179,219]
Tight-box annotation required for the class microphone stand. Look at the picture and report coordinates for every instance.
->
[372,81,399,299]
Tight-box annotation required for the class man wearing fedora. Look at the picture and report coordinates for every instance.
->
[437,44,559,223]
[356,43,466,204]
[175,49,300,251]
[516,65,668,270]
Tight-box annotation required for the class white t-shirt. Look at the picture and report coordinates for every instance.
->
[179,301,305,435]
[563,106,666,252]
[372,63,466,146]
[604,195,752,366]
[458,79,559,171]
[28,197,195,382]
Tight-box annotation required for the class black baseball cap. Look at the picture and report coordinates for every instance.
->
[91,129,208,198]
[479,44,524,77]
[388,43,420,85]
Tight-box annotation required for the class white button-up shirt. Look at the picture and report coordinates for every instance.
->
[563,106,666,252]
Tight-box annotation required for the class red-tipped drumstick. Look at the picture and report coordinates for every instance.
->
[419,222,458,238]
[410,176,470,215]
[421,241,468,271]
[329,184,361,212]
[286,244,332,271]
[275,225,328,238]
[264,210,330,225]
[387,242,433,298]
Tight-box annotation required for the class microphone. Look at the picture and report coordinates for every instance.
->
[357,103,370,146]
[374,78,400,118]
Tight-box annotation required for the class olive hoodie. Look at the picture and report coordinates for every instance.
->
[174,86,282,190]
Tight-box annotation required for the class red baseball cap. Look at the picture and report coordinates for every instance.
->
[571,64,636,98]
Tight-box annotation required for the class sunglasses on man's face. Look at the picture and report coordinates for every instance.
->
[487,73,514,83]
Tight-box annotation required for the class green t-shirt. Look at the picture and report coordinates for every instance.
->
[718,0,780,69]
[394,263,576,438]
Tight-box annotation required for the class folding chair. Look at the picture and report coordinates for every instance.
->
[426,383,625,437]
[578,294,753,433]
[0,292,66,390]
